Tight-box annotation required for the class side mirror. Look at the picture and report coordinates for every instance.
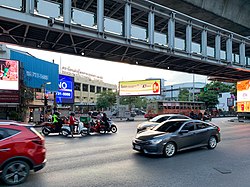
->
[179,130,189,134]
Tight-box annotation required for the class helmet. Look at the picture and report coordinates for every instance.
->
[88,111,93,116]
[70,112,75,116]
[54,111,60,116]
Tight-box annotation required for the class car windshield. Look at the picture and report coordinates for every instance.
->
[153,121,184,133]
[149,115,170,122]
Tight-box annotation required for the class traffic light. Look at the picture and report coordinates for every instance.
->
[44,95,48,106]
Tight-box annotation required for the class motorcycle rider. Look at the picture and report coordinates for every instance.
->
[69,112,76,138]
[102,112,110,130]
[87,111,94,134]
[52,111,61,131]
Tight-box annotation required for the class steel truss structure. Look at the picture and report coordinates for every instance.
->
[0,0,250,81]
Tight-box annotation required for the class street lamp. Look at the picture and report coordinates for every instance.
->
[42,82,51,122]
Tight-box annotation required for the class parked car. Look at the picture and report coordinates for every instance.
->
[0,121,46,185]
[133,119,221,158]
[137,114,191,133]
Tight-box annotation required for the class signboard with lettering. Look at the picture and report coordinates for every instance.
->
[56,74,74,104]
[237,80,250,112]
[10,50,59,91]
[0,90,19,103]
[119,79,161,96]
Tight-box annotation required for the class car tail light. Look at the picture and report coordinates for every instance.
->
[32,138,44,146]
[217,126,220,132]
[30,127,45,146]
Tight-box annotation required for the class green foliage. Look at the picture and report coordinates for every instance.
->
[178,88,190,101]
[96,90,117,110]
[9,111,19,121]
[19,80,34,121]
[230,82,237,98]
[198,81,232,108]
[120,96,147,109]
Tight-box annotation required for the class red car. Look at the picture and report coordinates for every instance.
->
[0,121,46,185]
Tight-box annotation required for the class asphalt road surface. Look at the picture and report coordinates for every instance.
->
[1,117,250,187]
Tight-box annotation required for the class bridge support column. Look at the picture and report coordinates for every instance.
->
[226,34,233,64]
[63,0,71,25]
[186,21,192,55]
[215,32,221,61]
[97,0,104,33]
[25,0,34,14]
[240,41,246,66]
[124,1,131,40]
[148,6,155,46]
[168,13,175,50]
[201,27,207,58]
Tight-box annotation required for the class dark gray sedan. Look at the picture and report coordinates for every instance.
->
[132,119,221,158]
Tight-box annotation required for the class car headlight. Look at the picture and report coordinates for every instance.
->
[149,139,162,144]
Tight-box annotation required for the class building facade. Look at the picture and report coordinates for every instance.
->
[0,44,59,121]
[60,67,117,113]
[162,82,206,101]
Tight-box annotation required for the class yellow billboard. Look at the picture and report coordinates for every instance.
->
[119,79,161,96]
[237,80,250,112]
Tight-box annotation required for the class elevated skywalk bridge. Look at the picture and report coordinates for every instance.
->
[0,0,250,81]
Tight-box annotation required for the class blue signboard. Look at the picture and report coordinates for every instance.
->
[10,50,59,91]
[56,74,74,104]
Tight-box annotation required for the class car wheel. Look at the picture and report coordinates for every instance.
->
[207,136,217,149]
[111,125,117,133]
[2,160,30,185]
[42,128,50,136]
[163,142,176,158]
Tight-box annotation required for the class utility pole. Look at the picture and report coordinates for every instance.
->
[42,82,51,122]
[192,74,195,102]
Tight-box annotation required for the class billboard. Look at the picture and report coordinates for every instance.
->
[0,59,19,90]
[237,80,250,112]
[56,74,74,104]
[119,79,161,96]
[10,50,59,91]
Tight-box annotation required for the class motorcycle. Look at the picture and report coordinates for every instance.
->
[41,117,66,136]
[203,114,212,121]
[61,119,88,137]
[84,118,117,134]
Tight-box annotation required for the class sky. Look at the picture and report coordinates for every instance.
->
[8,44,208,86]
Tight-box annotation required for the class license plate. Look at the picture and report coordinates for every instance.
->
[134,145,141,150]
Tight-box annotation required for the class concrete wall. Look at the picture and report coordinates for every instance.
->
[153,0,250,36]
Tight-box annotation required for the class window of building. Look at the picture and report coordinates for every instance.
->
[74,82,81,91]
[82,84,88,92]
[90,85,95,93]
[97,86,101,93]
[103,87,107,92]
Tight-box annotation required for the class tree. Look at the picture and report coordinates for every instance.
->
[198,81,232,108]
[96,90,117,110]
[178,88,190,101]
[120,96,148,110]
[18,80,34,121]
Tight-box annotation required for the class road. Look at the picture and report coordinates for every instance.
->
[1,117,250,187]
